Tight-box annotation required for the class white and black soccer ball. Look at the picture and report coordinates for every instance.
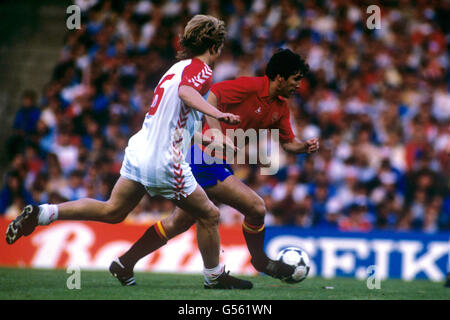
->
[276,247,310,284]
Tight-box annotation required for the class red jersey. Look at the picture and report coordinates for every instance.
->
[204,76,296,143]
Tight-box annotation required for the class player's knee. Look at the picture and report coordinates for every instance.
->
[103,203,127,224]
[247,196,266,220]
[198,202,220,228]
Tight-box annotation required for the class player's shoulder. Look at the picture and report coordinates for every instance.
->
[232,75,264,86]
[214,76,264,91]
[182,58,212,73]
[177,58,213,93]
[170,59,193,72]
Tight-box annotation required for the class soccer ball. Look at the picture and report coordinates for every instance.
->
[276,247,310,283]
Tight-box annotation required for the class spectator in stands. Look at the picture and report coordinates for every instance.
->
[0,170,35,215]
[5,90,41,162]
[59,169,87,201]
[338,203,373,232]
[12,90,41,136]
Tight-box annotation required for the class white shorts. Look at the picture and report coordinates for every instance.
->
[120,152,198,200]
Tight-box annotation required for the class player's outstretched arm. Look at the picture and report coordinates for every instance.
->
[282,137,320,154]
[205,91,222,129]
[178,85,240,124]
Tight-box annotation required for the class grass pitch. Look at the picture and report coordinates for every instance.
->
[0,267,448,300]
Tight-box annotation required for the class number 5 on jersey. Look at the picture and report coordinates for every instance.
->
[148,73,175,116]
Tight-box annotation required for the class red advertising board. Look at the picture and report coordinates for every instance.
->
[0,217,256,275]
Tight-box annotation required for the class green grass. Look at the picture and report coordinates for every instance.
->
[0,267,448,300]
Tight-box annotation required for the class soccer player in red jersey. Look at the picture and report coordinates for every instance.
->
[114,49,319,283]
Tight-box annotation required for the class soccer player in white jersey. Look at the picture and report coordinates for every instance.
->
[5,15,252,289]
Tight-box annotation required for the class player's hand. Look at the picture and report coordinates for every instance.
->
[304,138,319,154]
[218,112,240,125]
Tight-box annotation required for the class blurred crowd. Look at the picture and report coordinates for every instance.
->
[1,0,449,233]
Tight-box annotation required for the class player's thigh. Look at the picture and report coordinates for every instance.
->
[206,175,265,216]
[173,184,219,221]
[108,176,146,213]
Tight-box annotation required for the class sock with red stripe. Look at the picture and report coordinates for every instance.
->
[37,204,59,225]
[242,220,270,272]
[203,264,225,285]
[119,221,168,270]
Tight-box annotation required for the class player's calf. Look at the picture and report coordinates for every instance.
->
[99,201,130,224]
[162,209,196,238]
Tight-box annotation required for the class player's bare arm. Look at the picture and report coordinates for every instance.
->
[282,137,320,154]
[205,91,221,130]
[203,91,238,152]
[178,85,240,125]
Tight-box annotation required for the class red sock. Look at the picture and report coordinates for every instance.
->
[119,221,168,269]
[242,220,269,272]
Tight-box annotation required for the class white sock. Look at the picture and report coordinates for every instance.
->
[203,263,224,284]
[38,204,59,225]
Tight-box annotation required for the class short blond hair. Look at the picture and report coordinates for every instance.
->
[177,15,227,60]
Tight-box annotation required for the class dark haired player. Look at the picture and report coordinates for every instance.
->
[113,49,319,285]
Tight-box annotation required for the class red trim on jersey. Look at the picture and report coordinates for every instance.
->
[173,60,213,198]
[179,58,213,96]
[172,102,191,200]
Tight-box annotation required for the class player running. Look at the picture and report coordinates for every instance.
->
[5,15,253,290]
[113,49,319,285]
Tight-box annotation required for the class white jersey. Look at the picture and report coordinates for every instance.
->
[120,58,213,199]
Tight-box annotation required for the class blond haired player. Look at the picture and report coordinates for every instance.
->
[6,15,252,289]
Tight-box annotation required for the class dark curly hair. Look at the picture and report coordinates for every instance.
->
[265,49,310,80]
[176,15,227,60]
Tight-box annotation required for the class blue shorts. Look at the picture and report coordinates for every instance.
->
[186,144,234,188]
